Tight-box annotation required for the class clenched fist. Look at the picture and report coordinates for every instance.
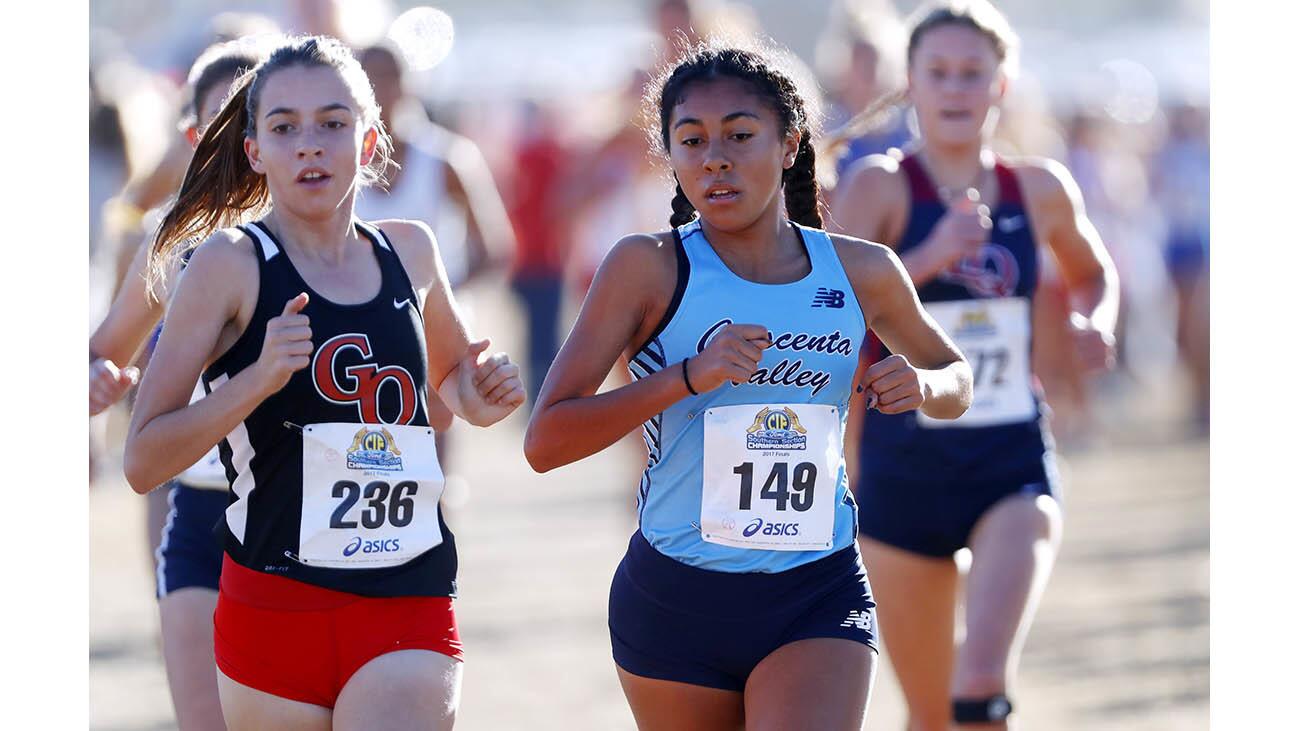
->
[253,292,313,395]
[685,323,772,394]
[861,354,925,415]
[90,357,139,416]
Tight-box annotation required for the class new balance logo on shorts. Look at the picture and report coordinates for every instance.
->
[841,609,872,632]
[811,288,845,309]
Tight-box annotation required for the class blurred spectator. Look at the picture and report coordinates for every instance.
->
[97,15,280,294]
[507,101,572,408]
[356,43,515,289]
[356,41,518,482]
[1153,103,1210,427]
[652,0,763,63]
[816,0,913,180]
[1065,109,1156,361]
[89,67,128,263]
[653,0,701,61]
[284,0,391,47]
[566,68,672,296]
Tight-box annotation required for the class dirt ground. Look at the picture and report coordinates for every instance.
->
[90,278,1208,730]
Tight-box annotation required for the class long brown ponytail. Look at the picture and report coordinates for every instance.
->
[149,73,269,297]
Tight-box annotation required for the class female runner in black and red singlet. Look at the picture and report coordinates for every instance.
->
[830,2,1119,728]
[125,36,523,730]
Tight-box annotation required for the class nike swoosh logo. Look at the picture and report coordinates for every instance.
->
[998,215,1026,233]
[393,298,411,310]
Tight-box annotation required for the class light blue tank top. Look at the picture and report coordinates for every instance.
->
[629,219,867,573]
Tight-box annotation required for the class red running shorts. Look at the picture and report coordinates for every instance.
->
[213,554,463,708]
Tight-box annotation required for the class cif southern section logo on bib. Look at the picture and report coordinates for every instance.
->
[745,407,807,450]
[956,307,997,337]
[313,333,419,424]
[345,427,403,471]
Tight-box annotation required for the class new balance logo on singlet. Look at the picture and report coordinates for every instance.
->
[841,610,872,632]
[811,288,845,309]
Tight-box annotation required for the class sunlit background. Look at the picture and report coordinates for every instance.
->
[89,1,1209,728]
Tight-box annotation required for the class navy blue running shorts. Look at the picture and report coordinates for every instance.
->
[608,531,878,692]
[856,458,1061,559]
[154,482,228,598]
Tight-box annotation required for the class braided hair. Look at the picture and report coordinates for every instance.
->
[650,43,824,229]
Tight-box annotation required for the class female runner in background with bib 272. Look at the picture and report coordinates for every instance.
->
[124,36,524,731]
[831,2,1120,729]
[525,43,972,730]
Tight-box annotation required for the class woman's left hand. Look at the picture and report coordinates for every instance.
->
[458,339,525,425]
[861,354,925,415]
[1069,312,1117,374]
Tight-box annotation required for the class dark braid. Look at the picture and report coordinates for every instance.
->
[782,133,823,228]
[649,42,823,229]
[669,179,698,227]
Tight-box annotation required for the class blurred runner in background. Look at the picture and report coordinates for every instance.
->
[89,40,266,731]
[831,1,1119,727]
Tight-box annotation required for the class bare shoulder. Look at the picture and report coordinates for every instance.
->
[370,218,437,290]
[185,226,259,281]
[587,231,681,347]
[172,227,259,315]
[1003,155,1082,214]
[838,153,907,198]
[828,153,909,241]
[608,230,678,259]
[827,232,908,290]
[597,231,678,284]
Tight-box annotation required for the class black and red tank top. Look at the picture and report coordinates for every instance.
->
[202,219,457,597]
[858,155,1053,488]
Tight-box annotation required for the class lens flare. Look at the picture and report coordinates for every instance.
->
[388,6,455,71]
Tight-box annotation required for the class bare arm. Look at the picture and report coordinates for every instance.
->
[523,233,772,472]
[426,387,455,432]
[442,137,517,282]
[523,234,684,472]
[828,155,903,246]
[91,235,163,366]
[123,233,293,492]
[836,236,973,419]
[1022,159,1120,370]
[109,131,194,289]
[829,154,991,287]
[89,234,187,415]
[384,220,524,427]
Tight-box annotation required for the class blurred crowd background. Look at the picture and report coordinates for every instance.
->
[88,0,1209,727]
[89,0,1209,445]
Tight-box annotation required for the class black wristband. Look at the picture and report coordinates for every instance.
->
[682,357,699,396]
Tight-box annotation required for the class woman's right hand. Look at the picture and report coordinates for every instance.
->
[685,323,771,393]
[924,189,993,269]
[89,357,139,416]
[252,293,313,395]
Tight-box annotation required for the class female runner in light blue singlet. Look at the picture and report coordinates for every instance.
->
[525,41,973,730]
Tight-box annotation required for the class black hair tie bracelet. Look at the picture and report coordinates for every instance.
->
[682,357,700,396]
